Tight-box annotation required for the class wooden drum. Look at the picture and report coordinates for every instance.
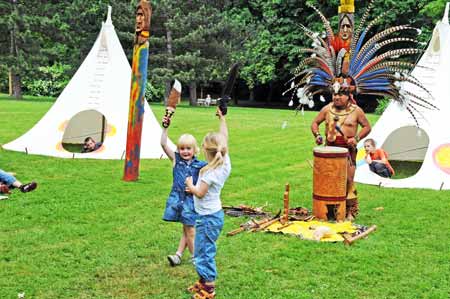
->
[312,146,348,221]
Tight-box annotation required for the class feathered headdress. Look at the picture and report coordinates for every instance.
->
[290,0,437,124]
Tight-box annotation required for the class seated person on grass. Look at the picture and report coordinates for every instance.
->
[0,169,37,194]
[82,137,102,153]
[364,138,395,178]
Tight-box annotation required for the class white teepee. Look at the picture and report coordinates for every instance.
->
[355,3,450,190]
[3,7,174,159]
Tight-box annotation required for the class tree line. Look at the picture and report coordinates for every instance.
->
[0,0,446,106]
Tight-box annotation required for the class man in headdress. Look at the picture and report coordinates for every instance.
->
[311,76,371,220]
[295,0,433,219]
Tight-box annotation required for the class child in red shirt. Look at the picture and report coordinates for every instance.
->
[364,139,395,178]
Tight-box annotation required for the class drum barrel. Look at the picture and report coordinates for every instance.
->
[313,146,348,201]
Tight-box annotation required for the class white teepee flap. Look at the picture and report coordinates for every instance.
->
[443,2,449,24]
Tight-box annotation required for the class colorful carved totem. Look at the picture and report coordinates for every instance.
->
[123,0,152,181]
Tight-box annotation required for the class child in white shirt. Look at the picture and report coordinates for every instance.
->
[185,108,231,299]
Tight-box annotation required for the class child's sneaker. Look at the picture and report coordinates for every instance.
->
[20,182,37,193]
[167,254,181,266]
[187,280,203,293]
[192,289,215,299]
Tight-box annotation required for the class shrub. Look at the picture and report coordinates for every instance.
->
[23,63,71,97]
[145,81,165,102]
[375,97,390,115]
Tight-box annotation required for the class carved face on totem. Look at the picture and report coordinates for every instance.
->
[135,1,152,44]
[136,8,146,33]
[339,14,353,41]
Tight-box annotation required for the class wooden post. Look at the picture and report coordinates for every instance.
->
[282,183,290,224]
[343,225,377,245]
[123,1,152,181]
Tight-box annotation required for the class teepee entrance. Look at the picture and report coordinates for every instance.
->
[382,127,429,179]
[61,110,108,153]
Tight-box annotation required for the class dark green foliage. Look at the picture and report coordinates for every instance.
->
[148,0,241,103]
[22,63,71,97]
[374,98,391,115]
[0,0,446,102]
[145,81,165,102]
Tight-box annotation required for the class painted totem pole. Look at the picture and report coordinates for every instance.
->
[123,1,152,181]
[333,0,354,75]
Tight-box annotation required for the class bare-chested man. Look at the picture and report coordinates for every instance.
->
[311,78,371,220]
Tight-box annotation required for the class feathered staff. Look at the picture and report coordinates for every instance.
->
[291,0,437,125]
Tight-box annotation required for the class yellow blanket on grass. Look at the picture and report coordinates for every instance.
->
[265,220,358,242]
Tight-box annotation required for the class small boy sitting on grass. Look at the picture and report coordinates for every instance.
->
[364,139,395,178]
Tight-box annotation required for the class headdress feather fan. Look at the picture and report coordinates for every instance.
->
[293,1,436,125]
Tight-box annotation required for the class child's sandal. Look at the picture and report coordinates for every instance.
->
[192,289,215,299]
[187,281,203,293]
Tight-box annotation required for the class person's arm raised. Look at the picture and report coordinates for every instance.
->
[160,120,175,163]
[217,107,228,144]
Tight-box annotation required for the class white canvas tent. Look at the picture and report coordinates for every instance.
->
[2,7,174,159]
[355,3,450,190]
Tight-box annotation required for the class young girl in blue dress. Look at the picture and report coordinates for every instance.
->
[161,115,207,266]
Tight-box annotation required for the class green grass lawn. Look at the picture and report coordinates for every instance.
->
[0,96,449,299]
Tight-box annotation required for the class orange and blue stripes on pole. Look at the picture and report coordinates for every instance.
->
[123,43,149,181]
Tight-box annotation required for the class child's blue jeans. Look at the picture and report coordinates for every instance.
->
[0,169,17,186]
[194,209,224,282]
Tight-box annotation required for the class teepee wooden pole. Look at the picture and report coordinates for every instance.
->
[124,0,152,181]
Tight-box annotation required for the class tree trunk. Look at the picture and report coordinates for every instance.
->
[189,82,197,106]
[9,0,22,99]
[233,85,238,106]
[164,28,173,105]
[164,81,171,105]
[267,81,274,103]
[249,88,255,102]
[9,70,22,99]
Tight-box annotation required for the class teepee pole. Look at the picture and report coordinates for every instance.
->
[123,0,152,181]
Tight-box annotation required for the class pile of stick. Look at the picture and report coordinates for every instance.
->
[223,204,270,218]
[226,211,281,236]
[225,182,377,244]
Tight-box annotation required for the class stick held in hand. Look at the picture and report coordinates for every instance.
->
[218,63,240,116]
[162,79,181,128]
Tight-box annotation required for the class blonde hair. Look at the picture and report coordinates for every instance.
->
[200,132,227,174]
[177,134,199,154]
